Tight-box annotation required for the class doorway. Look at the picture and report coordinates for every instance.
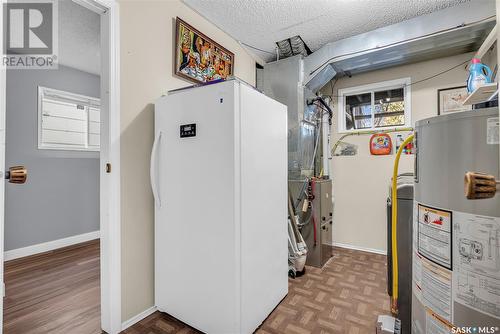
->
[0,0,121,333]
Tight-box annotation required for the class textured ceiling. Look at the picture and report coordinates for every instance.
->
[59,0,100,75]
[183,0,471,62]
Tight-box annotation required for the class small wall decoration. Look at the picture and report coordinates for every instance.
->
[438,86,472,115]
[175,17,234,84]
[395,134,413,154]
[369,133,392,155]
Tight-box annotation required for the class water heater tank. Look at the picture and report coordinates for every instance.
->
[412,108,499,333]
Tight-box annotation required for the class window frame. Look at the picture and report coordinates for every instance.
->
[337,77,412,133]
[37,86,101,152]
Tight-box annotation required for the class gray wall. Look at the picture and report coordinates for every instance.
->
[5,65,100,251]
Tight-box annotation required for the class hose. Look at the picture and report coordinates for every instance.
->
[288,190,302,243]
[390,134,414,315]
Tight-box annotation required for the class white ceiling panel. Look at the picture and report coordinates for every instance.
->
[183,0,473,62]
[59,0,100,75]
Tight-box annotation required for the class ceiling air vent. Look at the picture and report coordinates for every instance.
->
[276,35,312,59]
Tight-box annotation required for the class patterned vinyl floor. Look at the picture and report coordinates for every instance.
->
[124,247,390,334]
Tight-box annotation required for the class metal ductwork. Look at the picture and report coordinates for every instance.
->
[302,0,496,92]
[261,0,496,181]
[264,1,496,97]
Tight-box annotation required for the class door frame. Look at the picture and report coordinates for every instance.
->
[0,2,6,332]
[0,1,122,333]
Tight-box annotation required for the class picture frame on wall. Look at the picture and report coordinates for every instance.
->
[437,86,472,115]
[174,17,235,84]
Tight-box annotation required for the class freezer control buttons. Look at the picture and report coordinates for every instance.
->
[180,123,196,138]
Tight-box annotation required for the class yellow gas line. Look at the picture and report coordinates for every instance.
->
[391,134,414,315]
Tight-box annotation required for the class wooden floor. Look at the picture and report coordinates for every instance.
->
[125,247,390,334]
[3,239,101,334]
[3,242,389,334]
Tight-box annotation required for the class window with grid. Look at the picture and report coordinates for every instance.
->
[38,86,100,151]
[338,78,411,133]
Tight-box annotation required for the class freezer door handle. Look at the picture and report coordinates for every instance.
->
[150,131,162,207]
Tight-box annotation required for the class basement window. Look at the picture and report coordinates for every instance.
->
[38,86,100,151]
[338,78,411,133]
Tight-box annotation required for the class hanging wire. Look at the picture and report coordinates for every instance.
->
[324,59,470,100]
[239,41,276,55]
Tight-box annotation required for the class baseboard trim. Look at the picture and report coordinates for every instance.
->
[332,242,387,255]
[121,306,157,331]
[4,231,100,261]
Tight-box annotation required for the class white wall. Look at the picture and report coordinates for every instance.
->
[5,65,100,251]
[322,51,495,253]
[119,0,256,322]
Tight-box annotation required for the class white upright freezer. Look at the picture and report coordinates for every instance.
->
[151,79,288,334]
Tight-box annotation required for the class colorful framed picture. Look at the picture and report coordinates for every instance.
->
[437,86,472,115]
[175,17,234,84]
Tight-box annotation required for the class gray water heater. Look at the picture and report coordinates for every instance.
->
[412,108,499,333]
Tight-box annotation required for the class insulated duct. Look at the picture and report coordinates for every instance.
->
[276,35,312,59]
